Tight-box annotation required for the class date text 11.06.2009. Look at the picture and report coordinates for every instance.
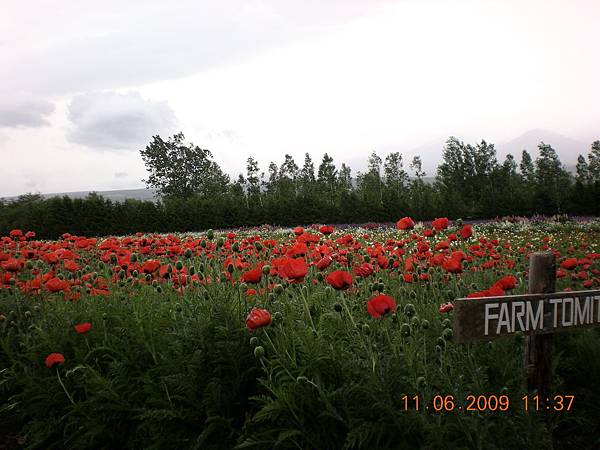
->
[401,394,574,413]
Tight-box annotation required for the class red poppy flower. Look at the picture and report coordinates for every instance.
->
[245,307,272,331]
[242,267,262,284]
[63,259,80,272]
[278,257,308,282]
[396,217,415,230]
[432,217,449,231]
[293,226,305,235]
[367,294,397,318]
[354,263,374,277]
[45,352,65,368]
[494,275,517,290]
[442,257,462,274]
[45,277,69,293]
[439,302,453,313]
[459,224,473,240]
[9,229,23,238]
[1,258,22,272]
[326,270,353,290]
[319,225,334,235]
[142,260,161,274]
[560,258,578,270]
[316,255,333,271]
[74,322,92,334]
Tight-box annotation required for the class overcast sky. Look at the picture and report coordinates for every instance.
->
[1,0,599,197]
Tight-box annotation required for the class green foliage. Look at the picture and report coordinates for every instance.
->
[140,132,230,199]
[2,137,600,239]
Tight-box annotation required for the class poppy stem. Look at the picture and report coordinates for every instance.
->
[300,287,316,332]
[56,368,76,406]
[340,292,356,329]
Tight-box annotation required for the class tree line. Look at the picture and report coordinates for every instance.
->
[1,134,599,239]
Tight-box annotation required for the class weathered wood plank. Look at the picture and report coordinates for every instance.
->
[453,289,600,343]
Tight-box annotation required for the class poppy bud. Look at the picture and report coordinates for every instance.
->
[110,254,117,264]
[255,242,263,251]
[435,345,443,354]
[274,284,284,295]
[333,302,343,313]
[131,270,138,277]
[201,240,207,248]
[156,285,162,293]
[411,316,420,327]
[261,265,270,275]
[206,229,214,240]
[254,346,265,358]
[184,248,193,259]
[401,323,411,336]
[118,270,126,280]
[362,324,371,335]
[217,237,225,248]
[403,303,415,317]
[273,311,283,323]
[219,273,227,283]
[421,319,430,329]
[239,282,248,291]
[8,278,16,286]
[514,331,524,344]
[267,293,275,302]
[249,336,259,347]
[436,337,446,348]
[25,260,33,269]
[175,261,183,271]
[442,318,452,329]
[189,266,196,275]
[442,328,453,341]
[417,376,426,389]
[130,253,137,263]
[409,290,417,299]
[227,264,234,274]
[317,272,324,282]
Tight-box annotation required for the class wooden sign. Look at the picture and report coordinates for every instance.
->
[453,289,600,343]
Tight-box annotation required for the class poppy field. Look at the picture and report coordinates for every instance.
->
[1,218,600,449]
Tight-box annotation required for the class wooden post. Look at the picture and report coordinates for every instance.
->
[524,252,555,402]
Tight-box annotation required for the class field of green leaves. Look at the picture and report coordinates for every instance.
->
[1,218,599,449]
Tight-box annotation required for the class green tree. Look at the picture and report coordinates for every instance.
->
[140,132,229,198]
[534,142,572,214]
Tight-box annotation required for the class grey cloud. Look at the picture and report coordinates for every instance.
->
[2,0,395,96]
[0,94,55,128]
[114,171,128,178]
[67,91,177,150]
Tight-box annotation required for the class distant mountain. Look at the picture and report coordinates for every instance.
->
[2,188,158,203]
[497,129,589,167]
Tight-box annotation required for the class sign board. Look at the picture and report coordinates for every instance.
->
[453,290,600,343]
